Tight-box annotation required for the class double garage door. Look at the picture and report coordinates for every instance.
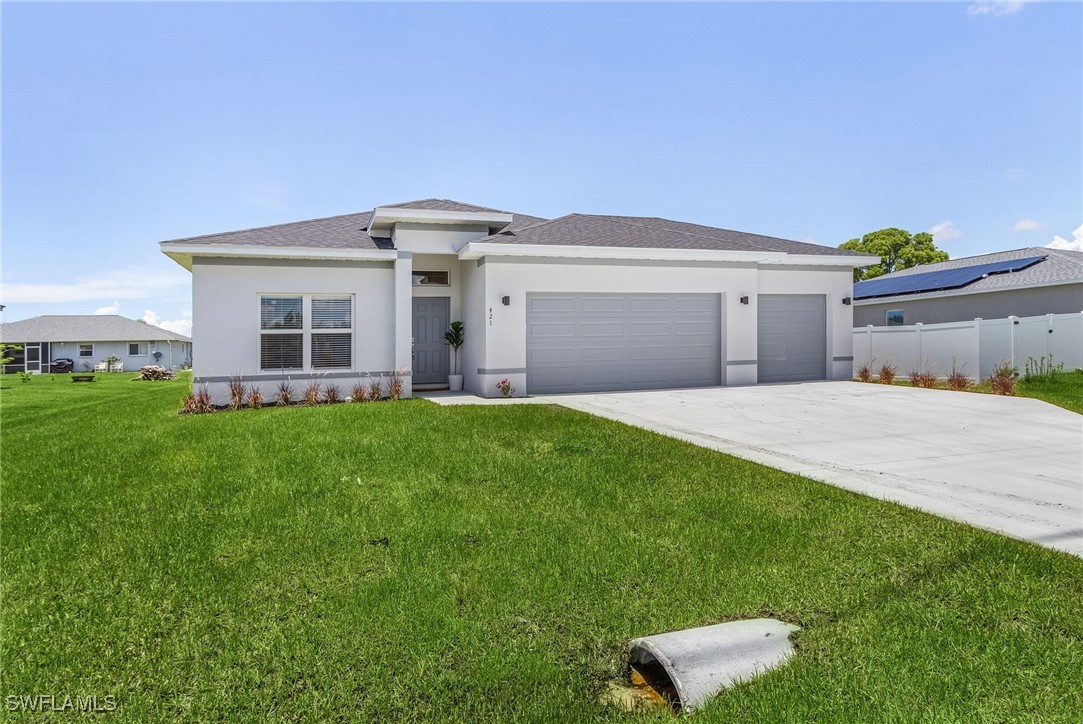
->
[526,293,721,394]
[526,292,827,394]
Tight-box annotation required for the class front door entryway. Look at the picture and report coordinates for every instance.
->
[412,297,450,385]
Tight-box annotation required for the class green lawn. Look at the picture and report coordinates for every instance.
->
[2,374,1081,720]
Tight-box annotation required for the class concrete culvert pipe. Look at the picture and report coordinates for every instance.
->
[627,618,800,714]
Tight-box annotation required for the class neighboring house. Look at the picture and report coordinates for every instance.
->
[853,247,1083,327]
[160,199,873,401]
[0,315,192,373]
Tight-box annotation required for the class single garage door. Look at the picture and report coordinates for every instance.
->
[757,294,827,383]
[526,293,721,394]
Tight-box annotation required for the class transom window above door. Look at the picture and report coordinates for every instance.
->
[411,271,449,286]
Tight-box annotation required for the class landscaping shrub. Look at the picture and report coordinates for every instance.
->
[324,384,341,404]
[247,388,263,409]
[989,360,1017,396]
[227,377,248,410]
[387,369,406,401]
[909,368,937,389]
[303,380,322,406]
[366,375,383,402]
[137,365,176,381]
[350,383,367,403]
[877,364,896,385]
[946,362,972,392]
[276,380,294,407]
[856,363,874,383]
[181,386,212,414]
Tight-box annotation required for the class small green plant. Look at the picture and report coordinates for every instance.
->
[1023,355,1064,382]
[105,354,121,373]
[989,360,1018,396]
[1,343,22,368]
[443,321,465,376]
[17,371,32,384]
[877,364,897,385]
[497,378,516,397]
[276,380,294,407]
[909,368,937,389]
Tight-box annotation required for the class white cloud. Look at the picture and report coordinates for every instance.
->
[1047,224,1083,252]
[141,309,193,337]
[1,267,189,304]
[1011,218,1048,232]
[927,220,963,242]
[94,300,120,315]
[967,1,1036,17]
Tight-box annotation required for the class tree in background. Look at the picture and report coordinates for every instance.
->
[840,228,949,281]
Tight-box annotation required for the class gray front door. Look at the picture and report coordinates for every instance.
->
[526,293,722,394]
[757,295,827,383]
[412,297,450,384]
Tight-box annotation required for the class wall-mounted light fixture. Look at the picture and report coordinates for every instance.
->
[501,296,510,306]
[842,297,852,306]
[739,296,749,305]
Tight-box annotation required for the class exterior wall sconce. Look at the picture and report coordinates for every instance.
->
[501,296,510,306]
[739,296,749,305]
[842,297,852,305]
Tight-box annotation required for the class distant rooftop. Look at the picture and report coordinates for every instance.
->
[853,247,1083,302]
[0,315,191,343]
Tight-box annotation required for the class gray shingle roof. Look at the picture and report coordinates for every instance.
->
[480,214,869,256]
[855,247,1083,301]
[0,315,191,343]
[161,211,383,250]
[159,199,864,258]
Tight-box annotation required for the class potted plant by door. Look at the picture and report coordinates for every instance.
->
[443,321,465,391]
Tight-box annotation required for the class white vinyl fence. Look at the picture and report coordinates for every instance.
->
[853,312,1083,380]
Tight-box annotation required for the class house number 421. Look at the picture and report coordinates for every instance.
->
[488,307,493,326]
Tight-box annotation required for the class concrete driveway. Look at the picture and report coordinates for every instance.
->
[550,382,1083,557]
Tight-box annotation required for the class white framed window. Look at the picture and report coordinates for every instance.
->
[886,309,905,326]
[259,294,353,371]
[128,342,149,356]
[411,270,449,286]
[78,344,94,358]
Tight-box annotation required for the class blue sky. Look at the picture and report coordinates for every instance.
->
[3,1,1080,334]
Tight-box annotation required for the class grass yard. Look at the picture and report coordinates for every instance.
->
[2,374,1081,720]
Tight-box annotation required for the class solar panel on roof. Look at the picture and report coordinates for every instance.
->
[853,255,1047,300]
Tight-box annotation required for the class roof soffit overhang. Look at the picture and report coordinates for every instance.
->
[160,242,398,271]
[366,207,513,237]
[458,242,874,268]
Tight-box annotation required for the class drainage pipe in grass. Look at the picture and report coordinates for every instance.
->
[627,618,799,714]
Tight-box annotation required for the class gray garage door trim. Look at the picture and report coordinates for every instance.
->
[526,293,722,394]
[757,294,827,383]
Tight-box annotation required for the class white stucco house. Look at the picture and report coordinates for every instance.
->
[0,315,192,373]
[160,199,874,401]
